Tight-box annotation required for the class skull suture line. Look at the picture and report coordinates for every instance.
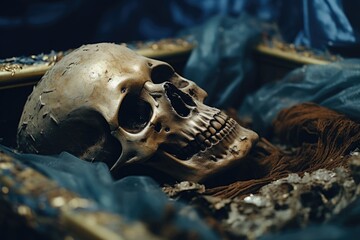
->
[17,43,258,182]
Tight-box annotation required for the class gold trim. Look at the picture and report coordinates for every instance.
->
[0,39,195,89]
[255,44,330,65]
[62,211,160,240]
[62,212,125,240]
[0,64,53,84]
[134,38,194,58]
[0,81,37,90]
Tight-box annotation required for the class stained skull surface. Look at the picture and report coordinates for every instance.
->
[17,43,258,182]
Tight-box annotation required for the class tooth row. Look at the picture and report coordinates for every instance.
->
[181,112,236,157]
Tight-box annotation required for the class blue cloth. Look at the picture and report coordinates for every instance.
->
[0,145,219,239]
[294,0,359,50]
[239,59,360,134]
[181,14,263,109]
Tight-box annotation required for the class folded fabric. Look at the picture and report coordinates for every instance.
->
[0,145,219,239]
[180,14,263,109]
[239,59,360,134]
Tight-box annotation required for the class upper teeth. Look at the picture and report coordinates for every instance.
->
[181,112,237,158]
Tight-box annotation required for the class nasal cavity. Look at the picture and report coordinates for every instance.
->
[164,83,196,117]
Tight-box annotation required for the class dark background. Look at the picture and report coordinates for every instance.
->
[1,0,360,59]
[0,0,298,58]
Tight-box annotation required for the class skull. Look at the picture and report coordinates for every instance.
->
[17,43,258,182]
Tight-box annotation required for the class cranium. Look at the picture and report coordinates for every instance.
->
[17,43,258,182]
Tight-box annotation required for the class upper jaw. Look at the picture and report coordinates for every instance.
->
[159,111,258,163]
[159,111,230,160]
[152,108,259,181]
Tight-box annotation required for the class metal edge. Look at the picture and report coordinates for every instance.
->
[0,64,54,84]
[255,43,332,65]
[0,39,195,87]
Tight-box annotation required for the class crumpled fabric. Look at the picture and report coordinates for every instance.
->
[0,145,219,240]
[179,2,360,109]
[239,59,360,135]
[181,14,263,109]
[294,0,359,50]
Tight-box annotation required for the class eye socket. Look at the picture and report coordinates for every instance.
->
[118,94,152,133]
[151,64,174,84]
